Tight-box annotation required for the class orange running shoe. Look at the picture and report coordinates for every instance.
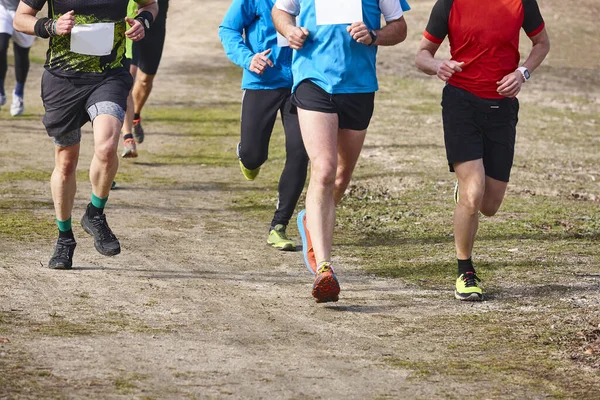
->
[312,262,340,303]
[121,138,138,158]
[297,210,317,274]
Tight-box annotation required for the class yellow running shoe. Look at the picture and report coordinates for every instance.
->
[455,271,483,301]
[267,224,296,251]
[236,142,260,181]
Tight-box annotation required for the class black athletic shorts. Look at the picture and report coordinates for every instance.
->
[291,80,375,131]
[442,83,519,182]
[41,69,133,137]
[132,2,167,75]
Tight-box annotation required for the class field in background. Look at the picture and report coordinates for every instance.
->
[1,0,599,398]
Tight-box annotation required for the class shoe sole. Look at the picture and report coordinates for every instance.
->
[312,273,340,303]
[121,150,138,158]
[48,263,72,270]
[297,210,316,275]
[81,221,121,257]
[267,242,296,251]
[239,161,259,181]
[454,291,483,301]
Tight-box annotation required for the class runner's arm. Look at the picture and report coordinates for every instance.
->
[218,0,258,70]
[13,1,44,35]
[416,37,464,81]
[521,28,550,74]
[272,1,308,50]
[371,16,407,46]
[14,1,74,36]
[373,0,408,46]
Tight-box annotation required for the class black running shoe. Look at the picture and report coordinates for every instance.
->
[80,204,121,256]
[48,237,77,269]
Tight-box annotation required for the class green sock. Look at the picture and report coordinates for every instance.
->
[91,193,108,209]
[56,218,72,232]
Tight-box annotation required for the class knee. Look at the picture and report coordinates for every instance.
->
[458,186,485,215]
[335,168,352,192]
[480,199,503,217]
[55,154,78,177]
[311,160,337,188]
[94,141,118,163]
[136,75,154,90]
[239,148,266,170]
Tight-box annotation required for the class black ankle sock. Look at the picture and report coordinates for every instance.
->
[123,133,134,140]
[88,203,104,216]
[59,229,74,240]
[458,258,475,276]
[134,113,140,120]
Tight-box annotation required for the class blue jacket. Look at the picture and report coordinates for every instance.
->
[219,0,293,90]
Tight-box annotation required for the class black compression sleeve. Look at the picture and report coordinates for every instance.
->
[135,11,154,31]
[34,17,51,39]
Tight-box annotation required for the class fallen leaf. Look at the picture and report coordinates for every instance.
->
[0,338,9,343]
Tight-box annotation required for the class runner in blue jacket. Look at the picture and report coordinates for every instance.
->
[219,0,309,251]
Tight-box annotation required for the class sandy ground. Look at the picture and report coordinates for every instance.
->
[1,0,599,399]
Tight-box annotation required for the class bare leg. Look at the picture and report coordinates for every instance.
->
[132,70,155,115]
[90,115,122,198]
[480,175,508,217]
[121,64,138,136]
[51,143,80,221]
[297,109,339,265]
[334,128,367,206]
[453,160,486,260]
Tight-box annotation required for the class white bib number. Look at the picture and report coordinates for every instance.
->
[70,23,115,56]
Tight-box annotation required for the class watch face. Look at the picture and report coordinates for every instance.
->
[524,69,530,80]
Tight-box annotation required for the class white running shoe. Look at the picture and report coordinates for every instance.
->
[10,92,24,117]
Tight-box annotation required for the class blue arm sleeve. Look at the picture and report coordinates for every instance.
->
[400,0,411,11]
[218,0,256,71]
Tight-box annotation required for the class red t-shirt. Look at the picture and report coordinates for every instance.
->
[424,0,545,99]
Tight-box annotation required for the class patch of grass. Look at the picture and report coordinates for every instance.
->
[33,318,95,337]
[0,169,50,182]
[0,199,56,241]
[140,105,241,167]
[385,311,600,398]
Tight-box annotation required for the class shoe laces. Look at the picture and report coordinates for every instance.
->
[462,271,481,288]
[54,239,74,259]
[273,225,289,240]
[317,262,334,274]
[90,214,116,241]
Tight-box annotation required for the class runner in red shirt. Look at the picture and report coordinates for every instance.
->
[415,0,550,300]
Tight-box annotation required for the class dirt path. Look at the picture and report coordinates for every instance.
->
[1,1,599,399]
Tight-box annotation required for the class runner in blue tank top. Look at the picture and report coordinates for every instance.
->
[273,0,409,303]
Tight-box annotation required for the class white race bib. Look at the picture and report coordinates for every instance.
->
[70,23,115,56]
[315,0,362,25]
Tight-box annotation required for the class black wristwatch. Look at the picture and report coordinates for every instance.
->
[367,29,377,46]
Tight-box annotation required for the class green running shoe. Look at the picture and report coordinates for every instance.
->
[236,142,260,181]
[267,224,297,251]
[455,271,483,301]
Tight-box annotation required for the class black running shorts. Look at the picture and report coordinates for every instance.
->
[291,80,375,131]
[132,3,167,75]
[442,84,519,182]
[41,69,133,137]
